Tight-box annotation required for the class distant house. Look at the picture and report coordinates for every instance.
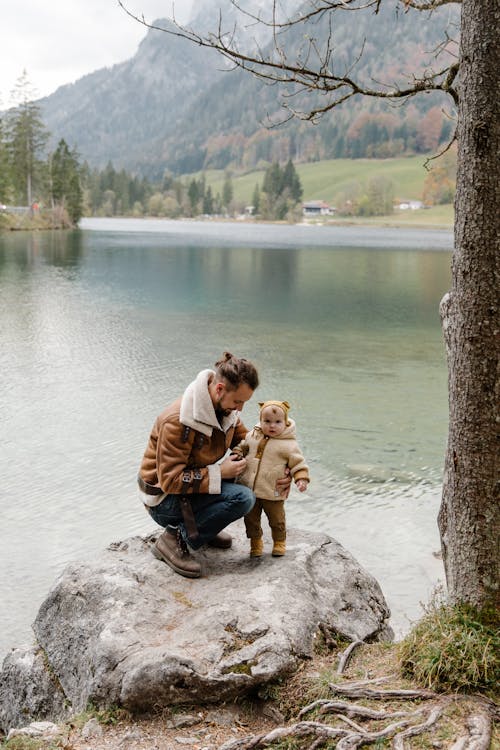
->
[395,199,424,211]
[302,200,335,216]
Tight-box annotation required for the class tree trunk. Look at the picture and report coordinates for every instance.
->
[438,0,499,614]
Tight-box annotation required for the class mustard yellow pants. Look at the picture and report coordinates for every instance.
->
[244,498,286,542]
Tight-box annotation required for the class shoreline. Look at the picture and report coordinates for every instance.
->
[2,212,453,234]
[94,213,454,231]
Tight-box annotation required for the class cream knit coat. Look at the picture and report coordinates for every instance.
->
[235,419,309,500]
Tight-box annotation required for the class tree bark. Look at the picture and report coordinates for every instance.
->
[438,0,500,614]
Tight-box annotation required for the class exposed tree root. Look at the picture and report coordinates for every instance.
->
[449,711,492,750]
[299,698,423,721]
[392,706,443,749]
[219,720,350,750]
[327,680,437,701]
[219,677,498,750]
[336,641,364,675]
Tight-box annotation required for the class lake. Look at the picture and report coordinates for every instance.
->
[0,217,453,657]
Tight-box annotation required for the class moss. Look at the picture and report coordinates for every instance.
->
[170,591,194,608]
[221,662,256,675]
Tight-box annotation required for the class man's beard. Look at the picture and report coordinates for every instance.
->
[215,397,232,419]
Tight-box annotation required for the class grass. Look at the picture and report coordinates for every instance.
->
[0,740,61,750]
[323,203,453,228]
[0,210,73,231]
[399,597,500,694]
[193,155,449,209]
[0,704,129,749]
[69,703,130,729]
[295,156,434,205]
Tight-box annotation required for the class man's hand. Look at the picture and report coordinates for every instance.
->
[221,453,247,479]
[275,468,292,498]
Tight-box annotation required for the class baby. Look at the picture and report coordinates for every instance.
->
[233,400,309,557]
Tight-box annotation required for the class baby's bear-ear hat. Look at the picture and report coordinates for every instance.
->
[258,400,291,425]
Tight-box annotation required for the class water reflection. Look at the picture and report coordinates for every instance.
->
[0,221,452,655]
[0,229,83,273]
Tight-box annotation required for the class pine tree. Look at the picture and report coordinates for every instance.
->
[6,71,49,206]
[251,183,260,215]
[50,139,83,224]
[203,185,214,214]
[187,178,200,214]
[0,114,12,203]
[262,162,282,202]
[222,171,233,210]
[261,160,303,219]
[282,159,303,202]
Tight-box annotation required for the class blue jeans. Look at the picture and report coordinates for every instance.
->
[147,481,255,550]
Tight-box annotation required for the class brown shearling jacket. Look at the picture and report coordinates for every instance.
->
[139,369,248,505]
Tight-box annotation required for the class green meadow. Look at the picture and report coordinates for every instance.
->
[198,156,454,227]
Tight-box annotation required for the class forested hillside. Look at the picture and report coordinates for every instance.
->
[39,2,459,179]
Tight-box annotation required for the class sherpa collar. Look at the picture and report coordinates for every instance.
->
[179,369,239,437]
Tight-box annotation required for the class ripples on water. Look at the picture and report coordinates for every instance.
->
[0,221,452,657]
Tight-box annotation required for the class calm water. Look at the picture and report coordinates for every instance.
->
[0,218,453,656]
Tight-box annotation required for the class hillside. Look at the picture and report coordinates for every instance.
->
[39,2,460,178]
[191,155,453,227]
[207,155,435,205]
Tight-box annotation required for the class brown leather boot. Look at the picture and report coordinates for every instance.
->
[207,531,232,549]
[152,526,201,578]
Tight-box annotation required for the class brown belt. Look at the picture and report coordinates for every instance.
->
[137,475,164,495]
[138,474,200,544]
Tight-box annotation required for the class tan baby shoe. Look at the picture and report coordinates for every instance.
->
[250,537,264,557]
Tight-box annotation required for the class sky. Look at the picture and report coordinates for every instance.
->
[1,0,193,104]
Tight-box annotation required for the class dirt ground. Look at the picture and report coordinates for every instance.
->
[3,644,499,749]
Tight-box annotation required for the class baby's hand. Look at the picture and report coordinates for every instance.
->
[275,469,292,498]
[296,479,308,493]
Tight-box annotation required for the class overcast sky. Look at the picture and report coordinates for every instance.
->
[1,0,193,103]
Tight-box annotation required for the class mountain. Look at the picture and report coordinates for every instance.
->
[39,19,221,175]
[40,2,459,178]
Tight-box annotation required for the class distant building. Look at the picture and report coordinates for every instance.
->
[395,200,424,210]
[302,200,335,216]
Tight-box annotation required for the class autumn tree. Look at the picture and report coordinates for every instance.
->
[416,105,448,153]
[361,176,394,216]
[121,0,499,616]
[423,146,457,205]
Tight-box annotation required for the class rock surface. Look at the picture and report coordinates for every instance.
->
[0,522,392,733]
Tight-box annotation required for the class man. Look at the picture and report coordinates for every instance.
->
[138,352,265,578]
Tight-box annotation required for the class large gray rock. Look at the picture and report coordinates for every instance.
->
[0,523,392,732]
[0,646,68,733]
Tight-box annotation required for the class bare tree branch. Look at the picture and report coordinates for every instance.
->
[404,0,460,9]
[423,130,457,170]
